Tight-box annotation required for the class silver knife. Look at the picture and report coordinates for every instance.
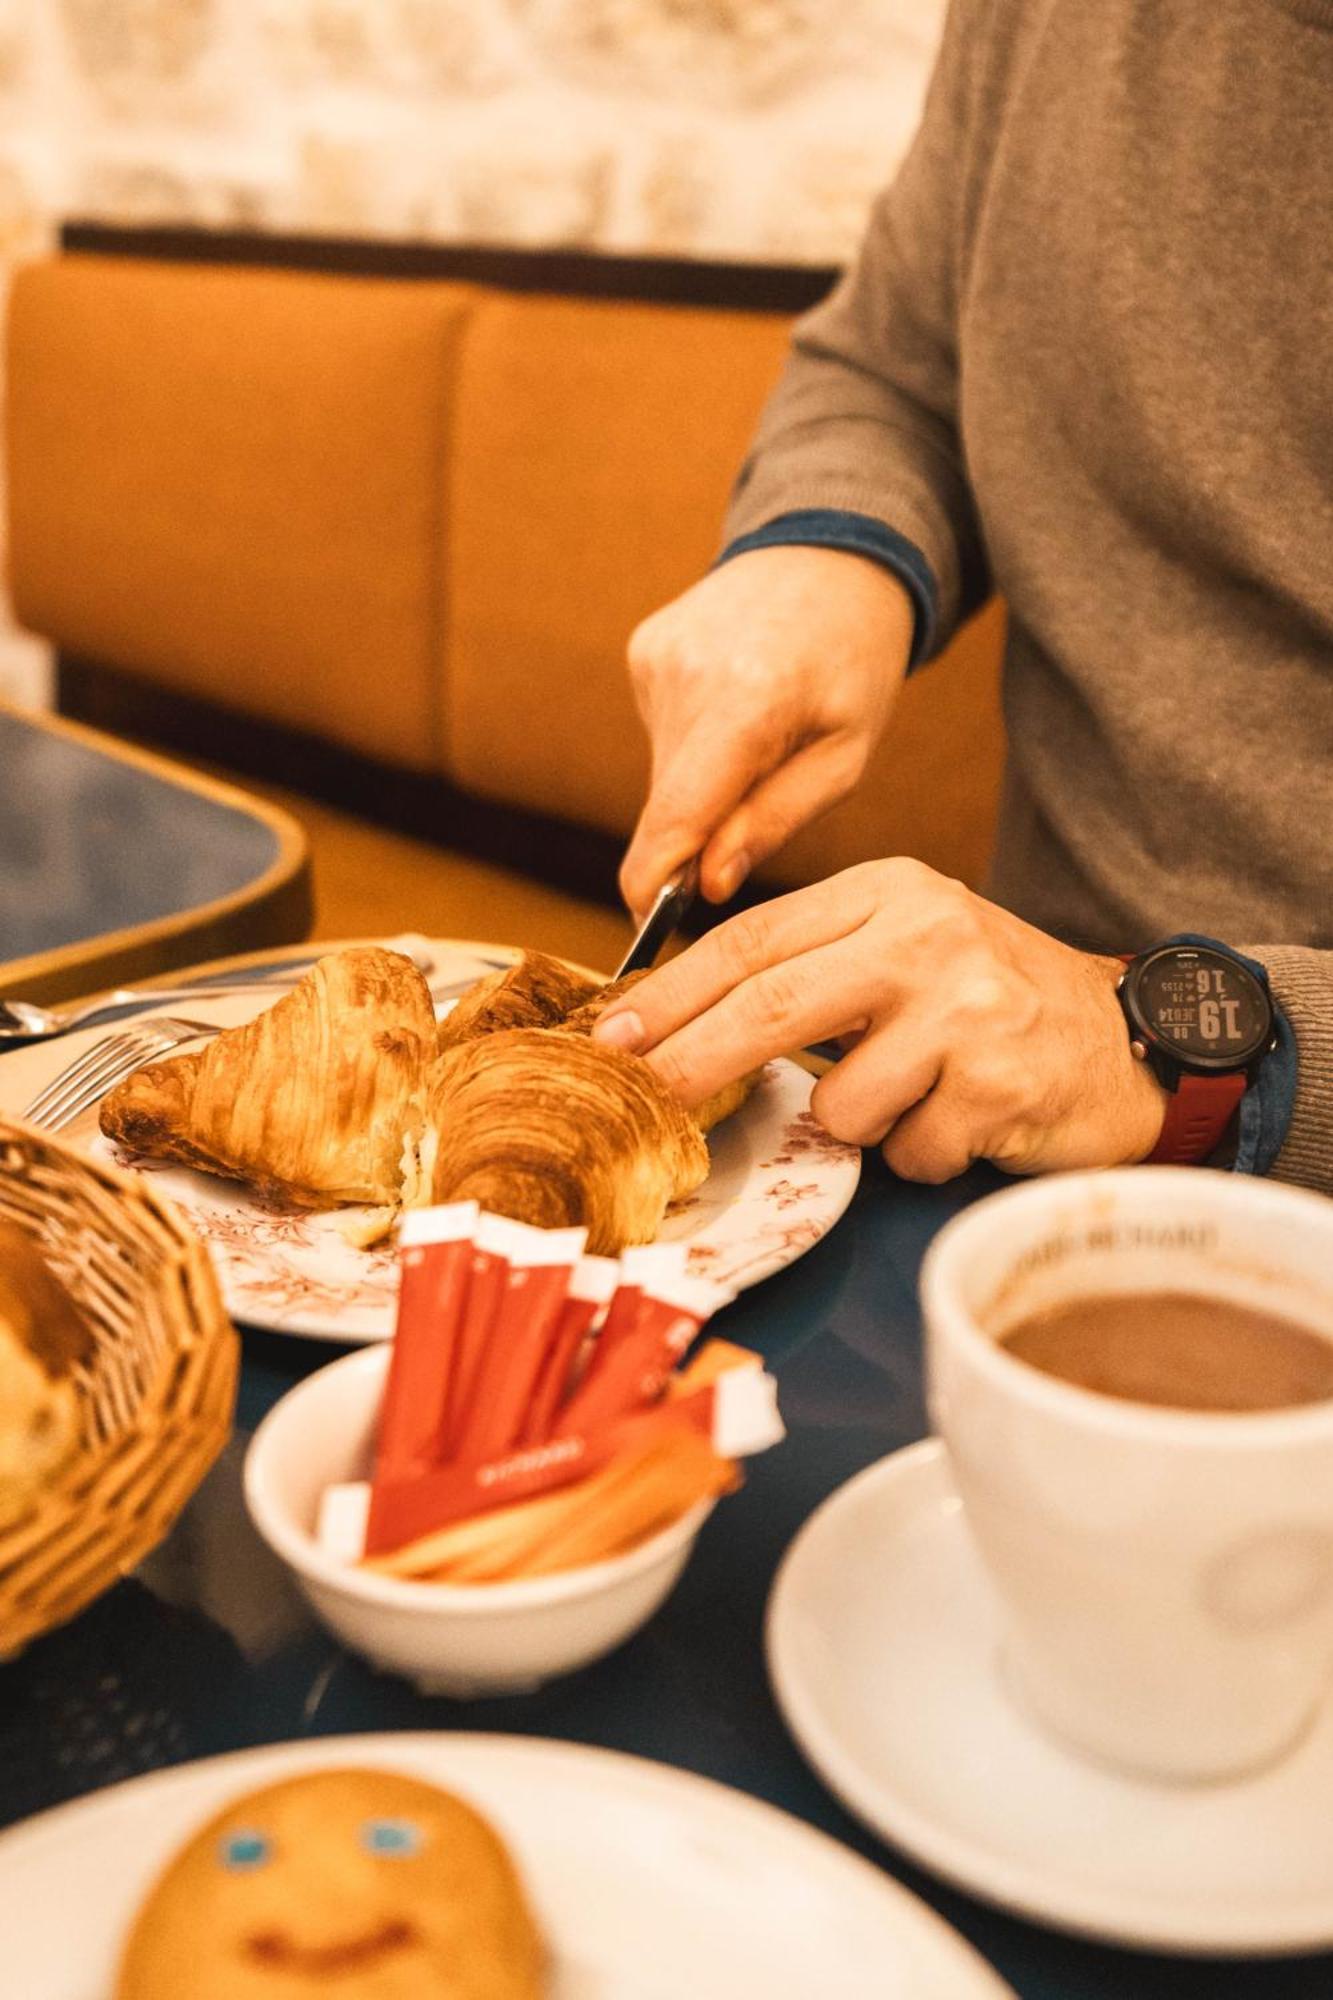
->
[614,860,700,980]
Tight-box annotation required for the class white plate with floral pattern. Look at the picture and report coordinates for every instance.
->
[0,938,861,1343]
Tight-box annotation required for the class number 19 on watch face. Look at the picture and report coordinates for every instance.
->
[1138,952,1269,1061]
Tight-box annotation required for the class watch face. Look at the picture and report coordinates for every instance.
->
[1132,947,1272,1067]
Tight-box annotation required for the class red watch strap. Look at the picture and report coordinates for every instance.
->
[1147,1072,1247,1165]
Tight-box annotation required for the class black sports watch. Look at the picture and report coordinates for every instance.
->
[1116,940,1276,1164]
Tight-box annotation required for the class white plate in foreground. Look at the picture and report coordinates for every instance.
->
[767,1439,1333,1957]
[0,938,860,1342]
[0,1732,1012,2000]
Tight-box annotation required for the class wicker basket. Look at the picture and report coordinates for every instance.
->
[0,1118,238,1659]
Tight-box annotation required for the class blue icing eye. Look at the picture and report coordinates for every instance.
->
[220,1829,272,1871]
[360,1817,423,1857]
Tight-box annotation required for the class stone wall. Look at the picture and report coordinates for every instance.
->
[0,0,944,706]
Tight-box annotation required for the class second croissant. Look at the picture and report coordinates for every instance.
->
[100,947,751,1253]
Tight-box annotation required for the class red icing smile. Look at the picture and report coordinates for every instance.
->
[243,1917,419,1975]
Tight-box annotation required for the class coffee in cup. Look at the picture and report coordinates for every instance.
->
[998,1290,1333,1413]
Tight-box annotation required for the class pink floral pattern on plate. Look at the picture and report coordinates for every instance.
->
[100,1147,403,1335]
[655,1065,860,1296]
[95,1061,859,1342]
[6,940,861,1344]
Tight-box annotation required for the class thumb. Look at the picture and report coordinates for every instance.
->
[619,721,780,916]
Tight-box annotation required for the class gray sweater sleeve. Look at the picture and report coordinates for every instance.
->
[1245,948,1333,1197]
[723,0,994,650]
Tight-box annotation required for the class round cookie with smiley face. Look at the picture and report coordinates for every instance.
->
[114,1767,548,1998]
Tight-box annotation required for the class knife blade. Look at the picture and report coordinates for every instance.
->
[614,860,700,980]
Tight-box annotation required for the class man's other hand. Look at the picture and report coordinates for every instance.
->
[619,546,914,919]
[593,859,1168,1181]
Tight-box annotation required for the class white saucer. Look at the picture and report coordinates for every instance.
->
[766,1439,1333,1958]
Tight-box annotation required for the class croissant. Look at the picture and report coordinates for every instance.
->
[557,972,647,1038]
[100,948,437,1207]
[438,951,601,1053]
[561,972,761,1135]
[423,1028,708,1254]
[0,1220,94,1530]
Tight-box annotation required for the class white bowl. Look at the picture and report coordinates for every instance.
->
[243,1346,714,1697]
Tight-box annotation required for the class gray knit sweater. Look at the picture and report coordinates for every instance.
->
[725,0,1333,1192]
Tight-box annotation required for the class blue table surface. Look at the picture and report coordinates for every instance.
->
[0,708,280,957]
[2,1153,1329,1998]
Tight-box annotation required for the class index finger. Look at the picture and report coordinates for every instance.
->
[593,872,882,1056]
[640,936,882,1109]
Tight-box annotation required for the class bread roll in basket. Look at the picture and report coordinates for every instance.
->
[0,1118,237,1660]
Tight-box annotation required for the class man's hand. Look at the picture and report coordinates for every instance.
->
[593,859,1168,1181]
[619,546,915,918]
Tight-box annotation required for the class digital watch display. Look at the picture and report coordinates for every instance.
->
[1124,947,1273,1073]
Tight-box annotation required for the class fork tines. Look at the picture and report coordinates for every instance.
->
[22,1018,217,1134]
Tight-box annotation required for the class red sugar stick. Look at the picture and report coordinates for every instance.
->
[459,1224,585,1464]
[362,1358,783,1558]
[372,1202,478,1483]
[521,1255,619,1446]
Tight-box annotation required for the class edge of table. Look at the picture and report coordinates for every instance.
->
[0,705,312,1003]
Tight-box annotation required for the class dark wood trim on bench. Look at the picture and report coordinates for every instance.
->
[60,221,839,316]
[57,656,769,934]
[57,655,626,910]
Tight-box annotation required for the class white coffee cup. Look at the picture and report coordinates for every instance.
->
[921,1167,1333,1783]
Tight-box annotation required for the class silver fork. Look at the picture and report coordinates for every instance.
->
[22,1017,220,1134]
[0,959,493,1045]
[17,965,505,1134]
[0,978,339,1044]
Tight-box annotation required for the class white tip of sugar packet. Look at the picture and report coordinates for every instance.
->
[399,1200,480,1250]
[713,1366,786,1458]
[617,1243,691,1286]
[317,1481,371,1562]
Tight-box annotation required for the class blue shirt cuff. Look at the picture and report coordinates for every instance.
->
[716,509,940,670]
[1164,935,1297,1178]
